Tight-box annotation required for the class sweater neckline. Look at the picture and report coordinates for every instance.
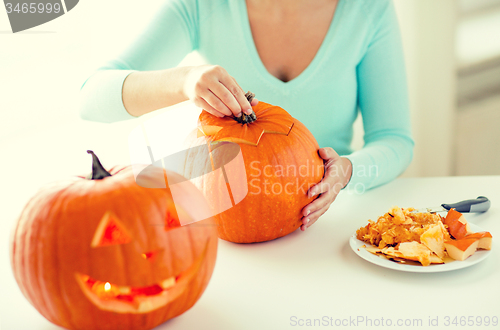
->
[236,0,345,90]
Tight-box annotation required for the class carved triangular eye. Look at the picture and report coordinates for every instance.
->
[91,212,132,247]
[165,209,181,231]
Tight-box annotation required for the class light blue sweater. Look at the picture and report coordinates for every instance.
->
[80,0,414,190]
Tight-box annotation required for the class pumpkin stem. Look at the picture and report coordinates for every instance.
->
[234,91,257,124]
[245,91,255,103]
[86,150,112,180]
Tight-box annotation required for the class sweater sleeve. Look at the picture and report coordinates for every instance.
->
[79,0,198,123]
[344,0,414,191]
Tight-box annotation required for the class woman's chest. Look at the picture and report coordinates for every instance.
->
[199,0,368,93]
[246,1,339,82]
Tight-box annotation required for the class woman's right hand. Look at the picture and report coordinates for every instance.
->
[183,65,258,118]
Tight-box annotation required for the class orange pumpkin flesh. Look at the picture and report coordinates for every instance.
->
[185,96,324,243]
[465,231,493,250]
[11,152,218,330]
[444,238,479,261]
[442,210,493,260]
[443,208,471,239]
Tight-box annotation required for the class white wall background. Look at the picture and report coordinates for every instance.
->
[393,0,457,177]
[1,0,499,178]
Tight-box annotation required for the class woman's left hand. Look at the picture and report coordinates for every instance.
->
[301,147,353,231]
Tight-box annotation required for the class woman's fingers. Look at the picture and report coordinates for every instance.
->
[307,162,344,198]
[303,193,332,217]
[209,80,247,117]
[185,65,254,117]
[229,77,255,115]
[302,186,339,217]
[301,203,331,231]
[306,147,343,198]
[192,96,226,118]
[201,89,233,117]
[308,177,343,198]
[319,147,340,161]
[298,147,353,232]
[204,66,251,117]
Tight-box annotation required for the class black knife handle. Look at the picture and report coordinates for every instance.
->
[441,196,491,213]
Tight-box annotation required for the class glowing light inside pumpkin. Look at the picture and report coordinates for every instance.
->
[82,275,177,303]
[102,223,129,245]
[91,280,120,300]
[74,238,210,314]
[91,212,132,247]
[141,251,156,260]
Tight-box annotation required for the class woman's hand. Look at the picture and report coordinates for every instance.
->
[184,65,258,118]
[300,147,352,231]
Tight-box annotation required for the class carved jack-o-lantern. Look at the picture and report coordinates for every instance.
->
[10,151,218,330]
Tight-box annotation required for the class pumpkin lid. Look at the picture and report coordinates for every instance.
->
[197,93,294,146]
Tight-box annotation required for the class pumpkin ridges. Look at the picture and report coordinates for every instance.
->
[33,185,77,326]
[109,176,144,321]
[58,181,103,330]
[17,198,41,319]
[228,130,320,242]
[85,180,118,289]
[253,142,271,241]
[288,119,324,233]
[293,119,325,222]
[177,228,198,317]
[15,183,77,328]
[165,225,214,321]
[49,189,69,328]
[112,175,174,284]
[11,196,33,304]
[271,133,288,237]
[144,180,178,295]
[122,177,161,287]
[124,180,213,326]
[12,197,39,316]
[11,184,58,291]
[214,140,231,241]
[198,140,228,239]
[269,134,299,239]
[161,201,184,319]
[79,183,102,330]
[38,190,64,326]
[171,230,191,319]
[192,235,217,305]
[162,228,179,322]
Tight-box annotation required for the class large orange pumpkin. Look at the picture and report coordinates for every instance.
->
[184,93,324,243]
[10,151,218,330]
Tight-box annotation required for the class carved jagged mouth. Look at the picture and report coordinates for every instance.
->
[75,240,210,314]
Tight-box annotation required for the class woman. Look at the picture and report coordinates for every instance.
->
[80,0,414,231]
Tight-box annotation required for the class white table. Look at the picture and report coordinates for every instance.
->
[1,120,499,330]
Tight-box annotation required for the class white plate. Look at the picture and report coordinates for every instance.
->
[350,223,492,273]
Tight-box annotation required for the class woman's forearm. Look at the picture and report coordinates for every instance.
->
[122,66,193,117]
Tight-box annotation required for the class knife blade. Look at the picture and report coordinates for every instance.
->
[411,196,490,214]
